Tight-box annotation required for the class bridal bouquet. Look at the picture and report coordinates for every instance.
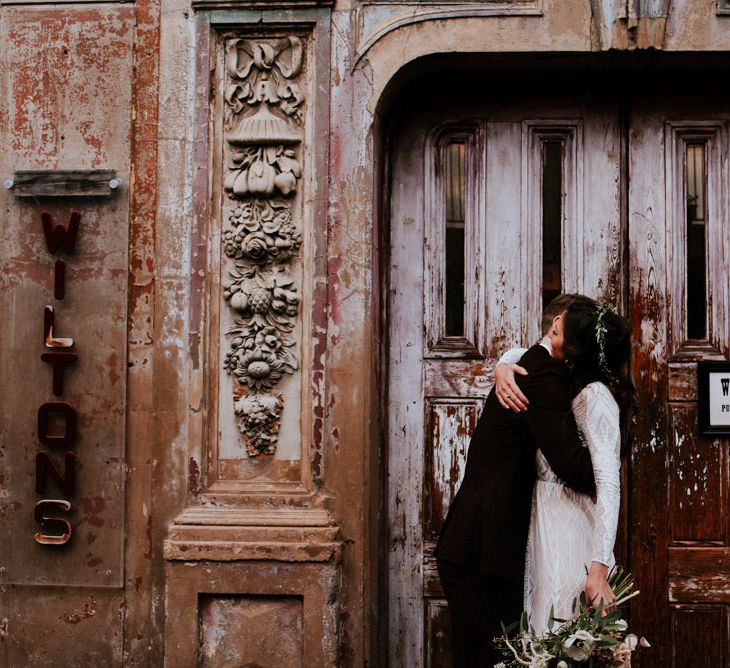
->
[493,566,649,668]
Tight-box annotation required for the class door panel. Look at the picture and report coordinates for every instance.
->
[425,400,480,542]
[671,607,729,668]
[668,404,725,543]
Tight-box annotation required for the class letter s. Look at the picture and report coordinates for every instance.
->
[34,500,72,545]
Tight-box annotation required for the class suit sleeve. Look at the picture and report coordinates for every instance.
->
[519,363,596,495]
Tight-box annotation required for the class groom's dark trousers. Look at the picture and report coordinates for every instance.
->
[436,558,522,667]
[436,344,597,667]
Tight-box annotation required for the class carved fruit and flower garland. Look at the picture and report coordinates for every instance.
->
[221,35,305,457]
[222,197,302,456]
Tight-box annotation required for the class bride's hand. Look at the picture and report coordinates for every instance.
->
[584,562,616,615]
[495,362,529,412]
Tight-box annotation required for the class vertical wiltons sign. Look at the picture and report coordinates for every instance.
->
[0,194,128,587]
[34,212,80,545]
[0,6,135,660]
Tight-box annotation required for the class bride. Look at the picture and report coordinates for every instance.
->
[494,300,635,634]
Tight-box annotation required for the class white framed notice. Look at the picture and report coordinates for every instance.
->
[698,361,730,436]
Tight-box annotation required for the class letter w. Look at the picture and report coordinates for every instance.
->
[722,378,729,397]
[41,211,80,254]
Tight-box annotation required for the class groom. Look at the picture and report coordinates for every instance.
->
[436,294,598,667]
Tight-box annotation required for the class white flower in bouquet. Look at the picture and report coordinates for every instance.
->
[563,629,598,661]
[614,619,628,632]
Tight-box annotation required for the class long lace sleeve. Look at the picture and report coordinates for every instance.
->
[573,383,621,566]
[498,347,527,366]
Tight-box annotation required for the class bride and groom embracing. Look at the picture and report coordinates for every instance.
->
[436,294,635,667]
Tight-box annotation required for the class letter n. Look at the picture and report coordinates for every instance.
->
[36,451,76,496]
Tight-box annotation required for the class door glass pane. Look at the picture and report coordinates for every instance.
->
[686,142,707,340]
[445,141,465,337]
[542,140,563,311]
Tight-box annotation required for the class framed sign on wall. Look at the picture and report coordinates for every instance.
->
[698,361,730,436]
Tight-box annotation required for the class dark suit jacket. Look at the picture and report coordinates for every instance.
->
[436,344,596,581]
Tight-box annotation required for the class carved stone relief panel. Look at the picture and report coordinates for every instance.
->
[218,33,307,462]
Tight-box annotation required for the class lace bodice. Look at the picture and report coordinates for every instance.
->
[497,348,621,565]
[570,382,621,563]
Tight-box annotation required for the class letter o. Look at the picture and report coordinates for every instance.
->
[37,402,77,448]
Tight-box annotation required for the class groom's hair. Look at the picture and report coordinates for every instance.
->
[541,293,596,335]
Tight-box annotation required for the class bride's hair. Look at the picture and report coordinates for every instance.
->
[562,302,635,456]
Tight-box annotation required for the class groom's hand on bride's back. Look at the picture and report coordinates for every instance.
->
[495,362,529,411]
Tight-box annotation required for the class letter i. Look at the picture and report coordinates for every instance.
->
[54,260,66,300]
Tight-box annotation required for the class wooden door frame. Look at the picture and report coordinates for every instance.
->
[376,68,632,666]
[374,58,730,667]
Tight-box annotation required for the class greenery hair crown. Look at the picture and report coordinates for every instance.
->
[595,303,618,386]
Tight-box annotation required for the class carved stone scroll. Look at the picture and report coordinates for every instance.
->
[221,35,305,457]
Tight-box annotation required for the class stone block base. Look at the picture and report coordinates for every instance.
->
[164,509,341,667]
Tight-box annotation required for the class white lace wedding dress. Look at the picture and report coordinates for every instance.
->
[500,348,621,634]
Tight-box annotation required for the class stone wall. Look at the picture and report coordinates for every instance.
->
[1,0,729,665]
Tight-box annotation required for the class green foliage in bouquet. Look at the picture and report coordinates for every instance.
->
[493,566,648,667]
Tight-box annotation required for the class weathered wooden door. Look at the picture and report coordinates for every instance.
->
[387,90,625,665]
[387,79,730,667]
[628,87,730,667]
